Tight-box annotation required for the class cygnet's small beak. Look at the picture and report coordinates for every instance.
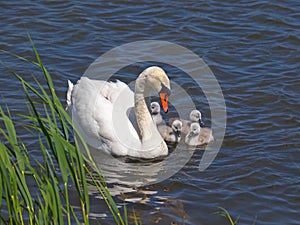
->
[187,131,193,138]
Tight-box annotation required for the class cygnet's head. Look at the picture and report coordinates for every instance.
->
[171,120,182,137]
[188,123,201,137]
[190,110,205,127]
[150,102,161,114]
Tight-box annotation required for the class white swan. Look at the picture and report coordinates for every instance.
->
[150,101,164,125]
[185,122,214,146]
[68,66,171,159]
[169,109,204,135]
[157,119,182,143]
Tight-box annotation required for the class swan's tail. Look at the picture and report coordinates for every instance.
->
[65,80,74,111]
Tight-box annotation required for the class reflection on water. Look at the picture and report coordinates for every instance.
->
[81,139,195,188]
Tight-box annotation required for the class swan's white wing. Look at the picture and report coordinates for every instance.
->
[71,77,140,155]
[71,77,111,149]
[65,80,73,110]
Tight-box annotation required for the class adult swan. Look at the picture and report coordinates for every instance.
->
[67,66,171,159]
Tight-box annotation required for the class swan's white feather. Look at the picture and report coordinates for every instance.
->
[65,80,74,110]
[71,77,140,155]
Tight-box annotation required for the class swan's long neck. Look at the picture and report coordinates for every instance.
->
[134,75,156,141]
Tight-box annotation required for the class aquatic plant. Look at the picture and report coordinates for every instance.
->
[215,207,239,225]
[0,35,135,225]
[216,207,257,225]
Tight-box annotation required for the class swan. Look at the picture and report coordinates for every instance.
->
[157,119,182,143]
[184,122,214,146]
[68,66,171,159]
[150,101,164,125]
[169,109,204,135]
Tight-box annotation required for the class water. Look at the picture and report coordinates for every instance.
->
[1,1,300,224]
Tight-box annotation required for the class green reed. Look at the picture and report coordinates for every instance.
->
[215,207,239,225]
[0,35,133,225]
[215,207,257,225]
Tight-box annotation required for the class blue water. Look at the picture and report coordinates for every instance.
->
[1,1,300,224]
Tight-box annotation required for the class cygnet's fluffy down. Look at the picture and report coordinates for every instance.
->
[185,122,214,146]
[150,102,182,142]
[169,109,204,135]
[157,119,182,143]
[150,102,164,125]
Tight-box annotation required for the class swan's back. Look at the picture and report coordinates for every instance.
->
[70,77,139,152]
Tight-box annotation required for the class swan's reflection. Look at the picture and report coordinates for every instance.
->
[86,142,195,188]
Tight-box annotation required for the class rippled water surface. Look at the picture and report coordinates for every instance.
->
[1,1,300,224]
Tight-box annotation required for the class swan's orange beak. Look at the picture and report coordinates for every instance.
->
[159,92,169,113]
